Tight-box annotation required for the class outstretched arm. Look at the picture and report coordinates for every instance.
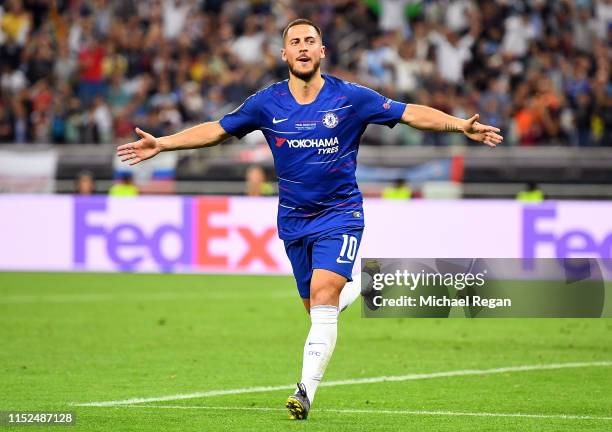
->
[400,104,503,147]
[116,121,231,166]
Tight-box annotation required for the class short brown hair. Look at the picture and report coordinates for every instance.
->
[282,18,322,42]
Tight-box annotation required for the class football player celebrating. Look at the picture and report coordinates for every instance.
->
[117,19,502,420]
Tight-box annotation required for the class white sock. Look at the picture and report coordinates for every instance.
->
[339,274,361,312]
[300,305,338,404]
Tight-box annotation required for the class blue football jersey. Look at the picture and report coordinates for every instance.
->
[219,74,406,240]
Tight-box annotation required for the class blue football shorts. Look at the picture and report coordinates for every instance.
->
[283,226,364,299]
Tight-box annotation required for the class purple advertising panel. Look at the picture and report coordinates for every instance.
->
[1,196,611,274]
[361,200,522,258]
[72,196,192,272]
[522,203,612,263]
[71,195,292,273]
[0,195,73,270]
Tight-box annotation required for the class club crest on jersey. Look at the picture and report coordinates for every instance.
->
[322,112,339,129]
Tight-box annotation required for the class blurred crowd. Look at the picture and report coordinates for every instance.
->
[0,0,610,147]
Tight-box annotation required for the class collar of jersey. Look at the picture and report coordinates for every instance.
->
[285,74,328,107]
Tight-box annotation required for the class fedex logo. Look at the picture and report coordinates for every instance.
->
[522,205,612,270]
[73,197,279,272]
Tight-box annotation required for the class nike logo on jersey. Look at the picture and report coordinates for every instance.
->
[336,257,352,264]
[272,117,288,124]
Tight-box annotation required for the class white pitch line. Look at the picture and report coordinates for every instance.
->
[119,404,612,422]
[72,361,612,407]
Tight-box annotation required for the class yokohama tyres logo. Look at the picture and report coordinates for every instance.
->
[274,136,339,148]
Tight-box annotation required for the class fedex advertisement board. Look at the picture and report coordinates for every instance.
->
[72,196,288,273]
[0,195,611,273]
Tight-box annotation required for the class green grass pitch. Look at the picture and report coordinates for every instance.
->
[1,272,611,431]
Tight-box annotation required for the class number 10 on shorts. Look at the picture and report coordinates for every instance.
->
[337,234,358,264]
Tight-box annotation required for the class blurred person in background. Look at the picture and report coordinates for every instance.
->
[90,94,113,144]
[11,94,27,143]
[391,40,433,102]
[245,165,274,196]
[574,90,596,146]
[230,16,266,65]
[1,0,31,46]
[429,23,478,85]
[382,178,411,199]
[516,181,544,203]
[78,32,106,103]
[501,8,536,59]
[358,32,396,91]
[75,170,96,195]
[378,0,410,34]
[162,0,191,40]
[109,172,138,197]
[0,96,14,142]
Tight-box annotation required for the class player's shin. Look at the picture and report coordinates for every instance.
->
[339,274,361,312]
[300,305,338,403]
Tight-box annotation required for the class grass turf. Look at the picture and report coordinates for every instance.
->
[1,272,611,431]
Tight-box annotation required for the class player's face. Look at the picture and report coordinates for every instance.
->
[282,24,325,81]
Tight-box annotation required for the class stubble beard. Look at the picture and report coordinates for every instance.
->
[288,57,321,82]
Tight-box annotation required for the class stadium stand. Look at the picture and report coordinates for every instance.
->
[0,0,610,196]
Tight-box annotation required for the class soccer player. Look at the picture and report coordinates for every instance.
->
[116,18,503,420]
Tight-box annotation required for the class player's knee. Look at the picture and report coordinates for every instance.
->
[310,280,344,305]
[310,287,336,306]
[310,269,346,306]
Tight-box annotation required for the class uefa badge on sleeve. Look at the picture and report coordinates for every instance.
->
[322,112,339,128]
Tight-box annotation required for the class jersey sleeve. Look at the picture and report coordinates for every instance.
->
[219,92,261,139]
[348,83,406,128]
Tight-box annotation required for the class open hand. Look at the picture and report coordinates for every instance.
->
[462,114,503,147]
[116,128,161,166]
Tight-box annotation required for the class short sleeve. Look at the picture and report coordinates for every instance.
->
[219,93,261,139]
[348,83,406,128]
